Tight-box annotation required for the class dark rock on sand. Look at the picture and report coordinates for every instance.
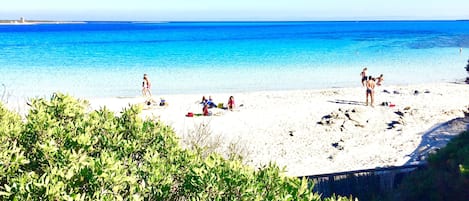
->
[387,120,401,129]
[395,111,405,117]
[331,142,344,150]
[319,107,368,130]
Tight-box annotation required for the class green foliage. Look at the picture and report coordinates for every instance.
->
[397,131,469,201]
[0,93,353,200]
[465,59,469,73]
[0,102,27,191]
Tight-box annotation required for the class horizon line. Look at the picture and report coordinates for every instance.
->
[1,18,468,23]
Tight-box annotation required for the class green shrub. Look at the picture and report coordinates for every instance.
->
[398,131,469,201]
[0,93,353,200]
[465,59,469,73]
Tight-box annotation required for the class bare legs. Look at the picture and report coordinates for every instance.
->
[365,90,374,106]
[142,87,152,97]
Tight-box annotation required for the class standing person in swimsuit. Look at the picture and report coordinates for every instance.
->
[360,67,368,86]
[365,75,376,106]
[142,74,152,97]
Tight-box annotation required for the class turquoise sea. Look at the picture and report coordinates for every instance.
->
[0,21,468,99]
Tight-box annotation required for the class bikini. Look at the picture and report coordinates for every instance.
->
[143,80,151,89]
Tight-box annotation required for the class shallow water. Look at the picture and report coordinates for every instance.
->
[0,21,468,98]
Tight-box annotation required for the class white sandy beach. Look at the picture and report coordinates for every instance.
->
[5,82,468,176]
[83,82,469,176]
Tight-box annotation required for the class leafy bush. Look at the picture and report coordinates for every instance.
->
[397,131,469,201]
[466,59,469,73]
[0,93,353,200]
[465,59,469,83]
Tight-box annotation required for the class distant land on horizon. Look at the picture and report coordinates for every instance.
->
[0,18,84,24]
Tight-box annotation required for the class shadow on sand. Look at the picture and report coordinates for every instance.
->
[404,117,469,165]
[302,117,469,200]
[328,99,366,106]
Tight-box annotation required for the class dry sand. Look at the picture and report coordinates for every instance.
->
[15,82,469,176]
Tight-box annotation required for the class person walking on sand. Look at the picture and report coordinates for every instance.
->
[142,74,152,97]
[360,67,368,86]
[365,76,376,106]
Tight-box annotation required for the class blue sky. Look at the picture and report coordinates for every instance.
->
[1,0,468,21]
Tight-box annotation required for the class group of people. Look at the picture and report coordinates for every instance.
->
[141,74,236,116]
[360,67,384,107]
[144,69,385,110]
[201,95,236,116]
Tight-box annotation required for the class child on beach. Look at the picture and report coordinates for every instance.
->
[360,67,367,87]
[142,74,152,97]
[202,103,211,116]
[227,96,235,111]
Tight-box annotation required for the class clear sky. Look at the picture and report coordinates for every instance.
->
[1,0,468,21]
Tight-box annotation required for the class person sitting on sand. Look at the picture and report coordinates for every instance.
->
[201,96,207,104]
[200,96,217,108]
[143,97,158,109]
[376,74,384,86]
[159,97,167,106]
[142,74,152,97]
[227,96,235,111]
[365,76,376,106]
[360,67,367,87]
[202,103,211,116]
[206,96,217,108]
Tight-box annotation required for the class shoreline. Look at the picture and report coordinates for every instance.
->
[3,82,469,176]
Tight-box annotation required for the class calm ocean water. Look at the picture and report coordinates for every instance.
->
[0,21,468,99]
